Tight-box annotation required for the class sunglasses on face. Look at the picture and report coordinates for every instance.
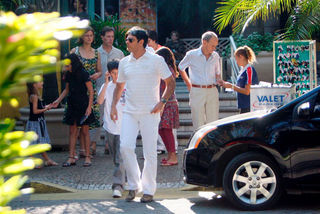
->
[126,38,134,43]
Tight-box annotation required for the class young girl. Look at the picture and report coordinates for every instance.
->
[155,47,180,166]
[218,45,259,113]
[53,53,95,167]
[25,81,58,167]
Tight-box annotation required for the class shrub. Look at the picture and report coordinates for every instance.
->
[223,32,277,57]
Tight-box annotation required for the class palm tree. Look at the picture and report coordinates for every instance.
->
[214,0,320,40]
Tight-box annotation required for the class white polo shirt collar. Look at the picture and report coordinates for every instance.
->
[128,49,150,62]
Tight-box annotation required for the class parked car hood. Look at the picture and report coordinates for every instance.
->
[198,110,269,130]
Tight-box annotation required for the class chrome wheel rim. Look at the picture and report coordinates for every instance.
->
[232,161,277,205]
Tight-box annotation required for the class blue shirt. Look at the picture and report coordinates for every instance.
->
[237,65,258,109]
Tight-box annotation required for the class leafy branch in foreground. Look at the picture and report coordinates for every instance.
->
[0,12,88,213]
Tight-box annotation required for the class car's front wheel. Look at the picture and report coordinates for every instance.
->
[223,152,282,210]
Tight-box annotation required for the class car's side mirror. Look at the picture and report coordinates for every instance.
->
[297,102,310,118]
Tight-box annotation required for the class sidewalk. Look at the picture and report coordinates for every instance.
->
[26,145,186,192]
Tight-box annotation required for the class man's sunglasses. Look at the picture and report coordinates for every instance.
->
[126,38,134,43]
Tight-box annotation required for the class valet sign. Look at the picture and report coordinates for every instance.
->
[250,86,295,111]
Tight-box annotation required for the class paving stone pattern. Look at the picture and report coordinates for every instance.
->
[26,146,187,190]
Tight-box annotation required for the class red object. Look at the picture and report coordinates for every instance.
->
[159,128,175,153]
[161,161,178,166]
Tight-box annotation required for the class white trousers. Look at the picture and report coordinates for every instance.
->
[120,112,160,195]
[189,87,219,130]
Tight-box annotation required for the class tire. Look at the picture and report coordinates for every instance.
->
[223,152,282,211]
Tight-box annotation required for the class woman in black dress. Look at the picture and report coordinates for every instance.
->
[53,53,94,167]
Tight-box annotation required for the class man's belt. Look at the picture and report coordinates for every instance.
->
[192,84,216,88]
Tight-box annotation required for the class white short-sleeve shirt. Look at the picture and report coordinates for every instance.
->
[98,82,125,135]
[178,47,221,85]
[117,51,171,114]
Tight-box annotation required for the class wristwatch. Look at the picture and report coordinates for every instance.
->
[161,98,167,104]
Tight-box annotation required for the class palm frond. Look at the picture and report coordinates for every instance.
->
[214,0,295,34]
[280,0,320,40]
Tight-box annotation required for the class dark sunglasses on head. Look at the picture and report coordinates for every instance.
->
[126,38,134,43]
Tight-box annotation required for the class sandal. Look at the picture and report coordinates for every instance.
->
[83,156,92,167]
[79,150,86,158]
[90,142,97,156]
[160,161,178,166]
[161,158,168,164]
[62,157,76,167]
[90,148,96,156]
[104,148,110,155]
[44,160,58,167]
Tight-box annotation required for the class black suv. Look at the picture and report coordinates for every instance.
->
[183,86,320,210]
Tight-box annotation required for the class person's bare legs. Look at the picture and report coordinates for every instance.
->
[67,123,78,163]
[81,125,91,165]
[90,140,97,155]
[41,152,57,166]
[79,129,86,157]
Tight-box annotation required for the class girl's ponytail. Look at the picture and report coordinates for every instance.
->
[235,45,257,64]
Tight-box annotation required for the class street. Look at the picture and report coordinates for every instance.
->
[9,190,320,213]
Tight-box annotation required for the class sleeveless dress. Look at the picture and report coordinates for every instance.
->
[159,67,180,129]
[25,98,51,144]
[75,46,100,129]
[63,69,95,126]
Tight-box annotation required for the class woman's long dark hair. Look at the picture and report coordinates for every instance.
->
[67,53,85,75]
[26,82,37,97]
[155,47,179,77]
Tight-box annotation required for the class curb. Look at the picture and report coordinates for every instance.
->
[24,181,76,194]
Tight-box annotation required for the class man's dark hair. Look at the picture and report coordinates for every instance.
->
[171,30,179,39]
[15,4,35,15]
[105,5,115,15]
[107,59,120,71]
[73,0,87,11]
[147,30,158,43]
[101,26,115,36]
[126,26,148,48]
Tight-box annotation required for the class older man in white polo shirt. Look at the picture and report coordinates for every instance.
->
[110,26,175,203]
[179,31,221,130]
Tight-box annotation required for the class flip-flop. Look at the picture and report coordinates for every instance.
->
[160,161,178,166]
[161,158,168,164]
[62,157,76,167]
[83,162,92,167]
[44,161,58,167]
[62,161,76,167]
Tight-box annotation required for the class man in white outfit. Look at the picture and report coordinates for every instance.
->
[179,31,221,130]
[110,26,175,203]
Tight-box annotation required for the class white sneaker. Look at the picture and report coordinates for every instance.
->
[112,189,122,198]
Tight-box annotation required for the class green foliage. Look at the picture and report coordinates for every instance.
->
[214,0,319,40]
[0,0,24,12]
[90,15,128,55]
[0,118,50,214]
[280,0,320,40]
[223,32,277,57]
[0,11,87,213]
